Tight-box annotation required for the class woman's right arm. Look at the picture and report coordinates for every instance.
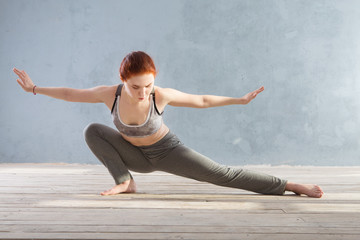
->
[13,67,109,103]
[34,85,108,103]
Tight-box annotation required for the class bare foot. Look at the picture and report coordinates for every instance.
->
[100,178,137,196]
[286,182,324,198]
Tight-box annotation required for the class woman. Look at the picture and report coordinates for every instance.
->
[13,51,323,198]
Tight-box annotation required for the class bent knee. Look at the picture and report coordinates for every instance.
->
[83,123,104,140]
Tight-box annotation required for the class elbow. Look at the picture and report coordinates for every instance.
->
[201,96,210,108]
[63,88,71,102]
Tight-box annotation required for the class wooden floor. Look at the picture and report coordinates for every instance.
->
[0,163,360,240]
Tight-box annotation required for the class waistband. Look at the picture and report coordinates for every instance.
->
[137,131,179,150]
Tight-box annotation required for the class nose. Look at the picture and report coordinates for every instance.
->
[139,88,146,97]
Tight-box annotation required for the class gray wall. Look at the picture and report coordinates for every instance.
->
[1,0,359,166]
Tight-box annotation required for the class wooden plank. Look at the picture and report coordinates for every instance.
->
[1,224,360,234]
[1,212,359,228]
[0,163,360,240]
[0,201,359,213]
[0,199,286,211]
[0,232,359,240]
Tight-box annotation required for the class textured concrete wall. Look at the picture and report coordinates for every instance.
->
[1,0,360,165]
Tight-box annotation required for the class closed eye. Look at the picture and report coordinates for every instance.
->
[132,83,152,89]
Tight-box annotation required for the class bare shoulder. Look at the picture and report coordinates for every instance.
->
[97,84,119,99]
[154,86,168,98]
[95,84,120,111]
[153,86,177,101]
[153,86,173,112]
[153,86,179,104]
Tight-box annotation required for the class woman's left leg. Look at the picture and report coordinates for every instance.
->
[155,144,287,195]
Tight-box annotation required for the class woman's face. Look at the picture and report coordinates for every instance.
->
[123,73,155,102]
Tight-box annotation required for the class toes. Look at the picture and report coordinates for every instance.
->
[101,189,112,195]
[101,188,122,195]
[314,190,323,198]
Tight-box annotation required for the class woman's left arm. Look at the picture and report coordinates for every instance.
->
[157,86,264,108]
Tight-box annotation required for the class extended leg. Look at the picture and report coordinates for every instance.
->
[156,145,287,195]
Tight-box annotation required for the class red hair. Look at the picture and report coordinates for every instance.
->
[119,51,157,81]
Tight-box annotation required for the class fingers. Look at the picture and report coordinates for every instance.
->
[13,68,31,85]
[16,79,26,91]
[13,67,21,74]
[13,68,28,78]
[255,86,264,94]
[22,70,29,78]
[16,78,23,85]
[13,68,25,78]
[14,68,31,91]
[16,78,22,86]
[14,68,23,82]
[252,87,264,97]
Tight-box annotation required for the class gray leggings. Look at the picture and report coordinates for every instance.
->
[83,123,287,195]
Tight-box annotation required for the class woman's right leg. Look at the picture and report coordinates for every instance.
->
[83,123,154,193]
[156,144,288,195]
[154,142,323,197]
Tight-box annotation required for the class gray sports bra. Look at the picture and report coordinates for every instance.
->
[111,84,163,138]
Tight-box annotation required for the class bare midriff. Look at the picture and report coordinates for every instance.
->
[120,123,170,146]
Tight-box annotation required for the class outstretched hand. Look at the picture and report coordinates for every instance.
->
[242,86,264,104]
[13,67,35,93]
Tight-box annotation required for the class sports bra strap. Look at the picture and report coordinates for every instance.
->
[116,83,123,96]
[111,84,123,114]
